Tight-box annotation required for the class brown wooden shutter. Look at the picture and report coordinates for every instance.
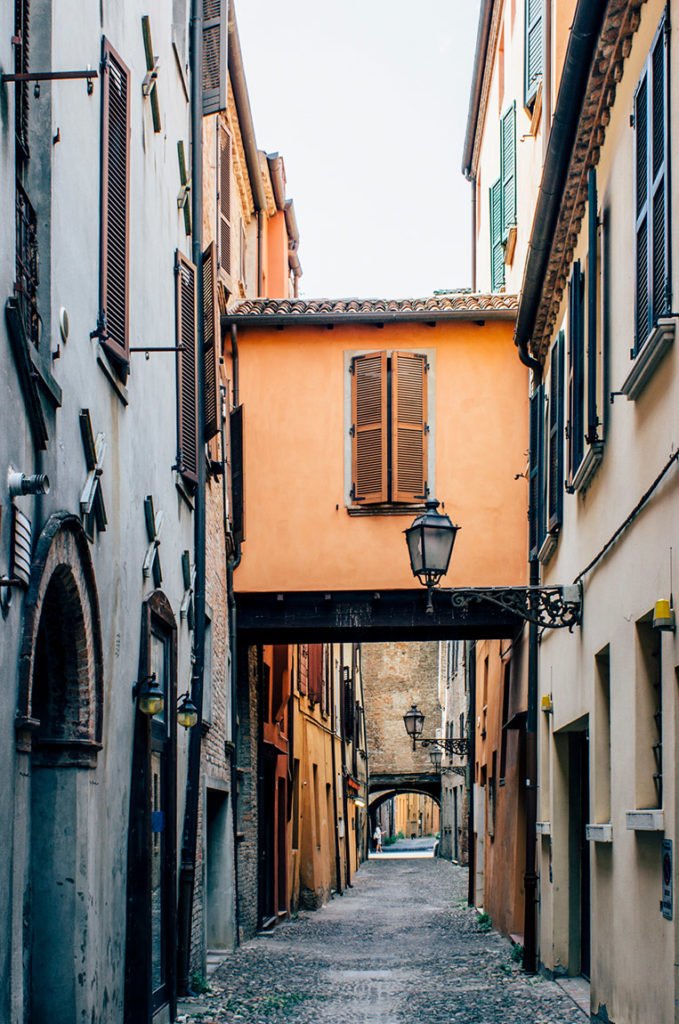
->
[391,352,428,502]
[202,0,227,115]
[100,39,131,371]
[218,125,232,276]
[308,644,323,705]
[176,252,198,483]
[351,352,387,504]
[202,242,220,441]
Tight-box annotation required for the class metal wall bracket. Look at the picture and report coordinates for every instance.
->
[441,583,582,631]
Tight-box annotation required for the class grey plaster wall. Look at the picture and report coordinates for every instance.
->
[0,1,200,1018]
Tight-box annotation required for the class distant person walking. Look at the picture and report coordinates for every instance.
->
[373,824,383,853]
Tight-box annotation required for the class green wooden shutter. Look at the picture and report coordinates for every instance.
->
[500,103,516,240]
[529,383,544,559]
[548,332,564,531]
[202,0,227,115]
[490,178,504,291]
[525,0,543,106]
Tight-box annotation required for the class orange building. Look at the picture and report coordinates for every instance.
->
[223,294,528,637]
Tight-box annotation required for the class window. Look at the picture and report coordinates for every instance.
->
[566,260,585,486]
[100,39,131,375]
[635,618,662,809]
[217,123,232,280]
[634,17,670,351]
[524,0,543,108]
[202,0,228,115]
[528,382,545,559]
[202,242,220,442]
[175,252,198,484]
[499,661,511,783]
[490,178,504,291]
[308,644,323,705]
[350,351,428,506]
[547,331,565,532]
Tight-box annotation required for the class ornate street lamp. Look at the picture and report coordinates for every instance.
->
[429,747,443,770]
[404,499,460,614]
[133,673,165,717]
[177,691,199,729]
[403,703,425,748]
[403,703,469,757]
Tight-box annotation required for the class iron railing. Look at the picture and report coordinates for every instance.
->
[15,180,39,348]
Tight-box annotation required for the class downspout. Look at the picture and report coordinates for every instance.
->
[330,646,343,895]
[339,647,353,887]
[177,0,207,995]
[523,366,543,974]
[257,211,265,297]
[466,641,476,908]
[471,179,477,292]
[543,0,552,162]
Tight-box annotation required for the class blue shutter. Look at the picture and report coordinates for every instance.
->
[635,17,670,351]
[490,178,505,291]
[586,169,599,442]
[548,333,564,531]
[529,384,545,559]
[567,262,585,483]
[525,0,543,107]
[501,103,517,240]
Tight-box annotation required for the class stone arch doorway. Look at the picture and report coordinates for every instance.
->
[369,788,441,849]
[15,513,103,1024]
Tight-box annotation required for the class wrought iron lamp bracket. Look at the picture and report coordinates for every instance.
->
[418,736,469,757]
[440,583,582,631]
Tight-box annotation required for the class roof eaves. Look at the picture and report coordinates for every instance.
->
[462,0,495,180]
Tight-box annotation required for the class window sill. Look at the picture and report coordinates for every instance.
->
[536,821,551,836]
[538,530,558,565]
[586,823,613,843]
[625,809,664,832]
[347,503,427,517]
[570,440,604,494]
[620,317,676,401]
[97,343,129,406]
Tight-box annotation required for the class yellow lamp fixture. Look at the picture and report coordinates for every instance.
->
[177,691,199,729]
[653,598,676,632]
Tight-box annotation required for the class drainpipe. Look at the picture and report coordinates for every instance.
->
[543,0,552,162]
[339,647,353,887]
[330,646,343,895]
[257,211,265,297]
[523,368,543,974]
[471,179,477,292]
[467,641,476,908]
[177,0,207,995]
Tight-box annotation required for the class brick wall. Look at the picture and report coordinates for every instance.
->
[236,645,259,941]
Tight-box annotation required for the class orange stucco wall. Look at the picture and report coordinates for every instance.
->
[265,211,290,298]
[230,318,528,592]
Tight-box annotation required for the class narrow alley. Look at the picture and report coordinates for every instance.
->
[179,854,586,1024]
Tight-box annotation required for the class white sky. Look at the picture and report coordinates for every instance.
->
[236,0,482,299]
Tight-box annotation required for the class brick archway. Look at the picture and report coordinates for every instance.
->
[15,512,103,763]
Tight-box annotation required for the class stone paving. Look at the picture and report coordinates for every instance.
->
[179,855,587,1024]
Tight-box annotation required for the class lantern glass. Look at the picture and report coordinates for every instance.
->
[177,693,198,729]
[403,703,425,739]
[429,747,443,769]
[404,500,459,586]
[137,674,165,717]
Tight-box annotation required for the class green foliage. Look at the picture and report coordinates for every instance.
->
[511,942,524,963]
[190,971,212,995]
[477,911,492,933]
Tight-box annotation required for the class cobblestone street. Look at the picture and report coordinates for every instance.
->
[179,856,587,1023]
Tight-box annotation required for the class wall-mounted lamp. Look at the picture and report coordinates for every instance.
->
[541,694,553,714]
[177,691,199,729]
[653,598,676,632]
[133,673,165,716]
[8,470,50,497]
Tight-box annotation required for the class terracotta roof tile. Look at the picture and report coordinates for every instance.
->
[226,293,519,322]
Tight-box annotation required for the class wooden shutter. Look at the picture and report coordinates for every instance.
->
[500,103,516,240]
[202,0,227,115]
[218,125,232,277]
[529,383,544,559]
[176,252,198,484]
[567,262,585,483]
[15,0,30,156]
[548,332,564,531]
[391,352,428,503]
[586,169,599,442]
[650,24,670,325]
[489,178,504,291]
[634,71,650,347]
[100,39,131,370]
[202,242,220,441]
[230,404,244,543]
[525,0,543,106]
[308,645,323,705]
[351,352,387,504]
